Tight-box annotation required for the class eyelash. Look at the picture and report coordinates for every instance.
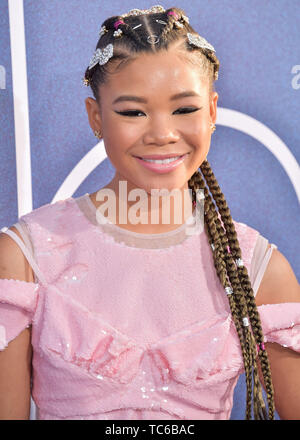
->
[115,107,200,117]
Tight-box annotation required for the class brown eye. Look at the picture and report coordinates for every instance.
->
[114,107,200,117]
[115,110,145,117]
[175,107,200,114]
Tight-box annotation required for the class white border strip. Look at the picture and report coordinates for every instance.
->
[8,0,33,217]
[8,0,36,420]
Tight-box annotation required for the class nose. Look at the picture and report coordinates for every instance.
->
[143,116,180,146]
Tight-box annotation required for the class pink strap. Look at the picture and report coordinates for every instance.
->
[0,226,47,285]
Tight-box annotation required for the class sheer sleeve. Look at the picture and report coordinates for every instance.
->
[249,234,278,297]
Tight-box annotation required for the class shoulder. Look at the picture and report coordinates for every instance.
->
[232,219,259,237]
[255,244,300,306]
[0,226,34,283]
[0,197,74,282]
[19,197,72,225]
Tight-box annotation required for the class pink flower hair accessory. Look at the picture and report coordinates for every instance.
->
[167,10,185,29]
[167,11,179,19]
[114,19,125,29]
[113,19,125,38]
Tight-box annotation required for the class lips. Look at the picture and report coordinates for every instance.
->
[134,153,189,174]
[134,153,189,160]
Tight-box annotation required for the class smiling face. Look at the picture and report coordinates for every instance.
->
[85,42,218,221]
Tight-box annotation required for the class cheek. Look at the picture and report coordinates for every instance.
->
[102,118,136,158]
[108,114,139,138]
[183,118,211,147]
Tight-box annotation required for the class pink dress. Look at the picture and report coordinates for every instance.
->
[0,193,299,420]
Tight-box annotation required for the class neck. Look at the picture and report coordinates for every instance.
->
[91,179,195,234]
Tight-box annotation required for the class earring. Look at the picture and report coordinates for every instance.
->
[210,123,216,133]
[94,129,102,139]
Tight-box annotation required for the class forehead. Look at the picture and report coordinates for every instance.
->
[99,49,209,101]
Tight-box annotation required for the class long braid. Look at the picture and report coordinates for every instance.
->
[188,170,257,419]
[199,167,266,419]
[161,8,220,84]
[200,159,275,419]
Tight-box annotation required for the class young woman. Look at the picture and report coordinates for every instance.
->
[0,5,299,420]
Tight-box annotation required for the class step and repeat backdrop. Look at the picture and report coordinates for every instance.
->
[0,0,299,420]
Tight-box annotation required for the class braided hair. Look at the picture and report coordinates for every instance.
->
[83,6,275,420]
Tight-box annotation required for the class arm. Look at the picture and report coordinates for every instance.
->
[255,245,300,420]
[0,227,34,420]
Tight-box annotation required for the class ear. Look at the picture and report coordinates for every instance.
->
[85,97,102,132]
[209,91,218,124]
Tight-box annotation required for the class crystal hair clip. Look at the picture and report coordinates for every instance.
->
[187,32,215,52]
[99,25,108,37]
[83,10,216,85]
[88,43,114,69]
[120,5,166,18]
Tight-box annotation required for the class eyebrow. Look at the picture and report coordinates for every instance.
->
[112,91,201,105]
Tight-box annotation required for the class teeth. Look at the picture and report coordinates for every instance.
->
[142,156,181,164]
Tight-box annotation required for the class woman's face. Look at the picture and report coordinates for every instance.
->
[85,44,218,197]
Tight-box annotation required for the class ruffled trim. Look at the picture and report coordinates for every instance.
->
[38,286,244,387]
[38,285,145,385]
[0,278,39,312]
[34,298,245,417]
[149,302,300,389]
[0,278,39,349]
[257,302,300,351]
[148,312,244,388]
[34,295,300,418]
[33,278,300,417]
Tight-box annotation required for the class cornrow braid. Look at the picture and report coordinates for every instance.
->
[160,8,186,41]
[199,160,275,419]
[84,14,152,100]
[160,8,219,82]
[109,16,148,48]
[189,168,260,419]
[201,47,219,82]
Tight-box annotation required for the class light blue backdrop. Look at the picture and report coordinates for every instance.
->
[1,0,299,420]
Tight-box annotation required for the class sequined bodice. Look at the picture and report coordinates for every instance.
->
[0,194,299,420]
